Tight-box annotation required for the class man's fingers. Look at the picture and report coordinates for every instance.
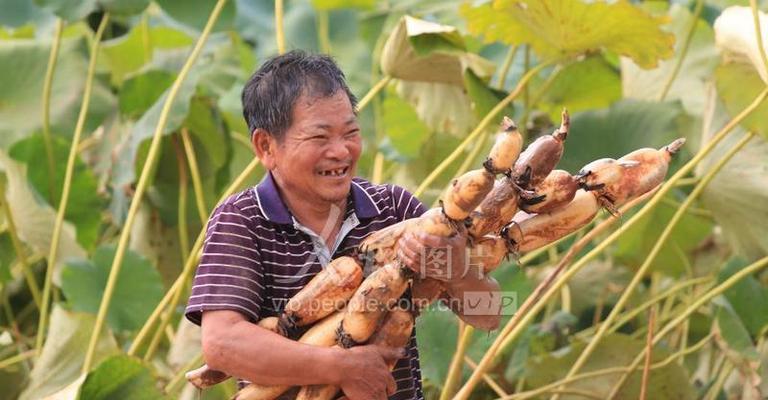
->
[385,373,397,396]
[376,345,407,362]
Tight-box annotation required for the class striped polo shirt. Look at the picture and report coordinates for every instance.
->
[185,172,427,400]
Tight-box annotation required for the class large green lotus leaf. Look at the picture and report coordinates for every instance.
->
[558,100,685,174]
[19,305,118,400]
[718,258,768,337]
[155,0,236,32]
[33,0,95,22]
[382,90,431,159]
[714,6,768,84]
[0,37,115,148]
[108,73,199,224]
[394,80,476,137]
[0,151,85,284]
[715,62,768,139]
[119,70,176,119]
[79,355,167,400]
[128,202,184,287]
[34,0,148,20]
[464,69,515,123]
[415,308,458,388]
[699,129,768,261]
[614,194,713,277]
[622,5,719,116]
[537,56,622,122]
[716,301,761,364]
[60,245,165,332]
[0,0,52,28]
[526,333,695,399]
[9,134,104,250]
[381,15,495,85]
[100,25,193,86]
[461,0,675,68]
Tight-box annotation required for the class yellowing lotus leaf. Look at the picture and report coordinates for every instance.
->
[461,0,675,69]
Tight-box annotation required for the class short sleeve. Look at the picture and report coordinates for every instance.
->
[185,202,265,325]
[389,185,427,221]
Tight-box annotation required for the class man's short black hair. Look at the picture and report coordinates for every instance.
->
[241,50,357,140]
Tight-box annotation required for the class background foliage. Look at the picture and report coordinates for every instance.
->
[0,0,767,399]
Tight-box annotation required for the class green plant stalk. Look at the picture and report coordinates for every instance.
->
[143,284,185,361]
[232,131,253,150]
[582,277,713,338]
[180,128,208,226]
[463,356,508,397]
[703,360,734,400]
[554,132,757,399]
[638,307,656,400]
[0,350,35,370]
[504,333,713,400]
[82,1,229,373]
[174,135,191,260]
[495,45,518,90]
[751,0,768,74]
[2,290,17,331]
[658,0,704,101]
[357,75,392,113]
[414,61,553,198]
[454,86,768,398]
[316,9,331,54]
[441,325,474,400]
[41,19,64,203]
[128,157,261,355]
[36,13,110,356]
[165,351,204,394]
[607,254,768,398]
[275,0,286,54]
[431,128,492,208]
[0,185,41,309]
[526,65,563,113]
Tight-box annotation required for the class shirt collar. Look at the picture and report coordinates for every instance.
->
[254,171,381,224]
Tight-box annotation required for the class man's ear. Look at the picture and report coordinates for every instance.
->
[252,129,277,169]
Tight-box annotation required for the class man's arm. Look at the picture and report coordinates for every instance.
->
[201,310,402,400]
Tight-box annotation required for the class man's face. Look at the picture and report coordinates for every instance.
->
[268,90,362,206]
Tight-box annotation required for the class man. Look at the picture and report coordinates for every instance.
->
[185,50,501,400]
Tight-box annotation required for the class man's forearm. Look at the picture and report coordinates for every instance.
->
[203,314,342,387]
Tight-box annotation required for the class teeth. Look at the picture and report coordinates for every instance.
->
[320,167,347,177]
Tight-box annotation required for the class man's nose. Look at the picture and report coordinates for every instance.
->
[326,138,351,160]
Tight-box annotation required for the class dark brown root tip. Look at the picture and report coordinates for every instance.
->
[665,138,686,154]
[482,157,500,175]
[598,196,621,218]
[502,116,518,132]
[581,182,605,192]
[515,166,533,189]
[522,193,546,206]
[336,323,360,349]
[277,314,300,339]
[554,108,570,141]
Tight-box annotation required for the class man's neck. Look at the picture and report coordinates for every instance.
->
[272,175,347,246]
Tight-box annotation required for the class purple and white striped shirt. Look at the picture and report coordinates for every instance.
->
[186,172,426,400]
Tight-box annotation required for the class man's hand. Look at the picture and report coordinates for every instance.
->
[337,345,405,400]
[396,231,469,283]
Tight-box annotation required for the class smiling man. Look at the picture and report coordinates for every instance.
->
[185,50,501,400]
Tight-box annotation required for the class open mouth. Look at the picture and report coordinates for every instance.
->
[318,166,349,177]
